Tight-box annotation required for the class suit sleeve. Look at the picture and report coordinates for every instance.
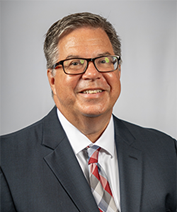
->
[0,167,17,212]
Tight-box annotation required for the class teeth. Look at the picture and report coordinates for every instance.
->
[83,89,103,94]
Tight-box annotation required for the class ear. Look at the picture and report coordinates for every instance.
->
[47,69,57,95]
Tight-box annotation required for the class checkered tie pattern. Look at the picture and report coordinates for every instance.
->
[87,145,119,212]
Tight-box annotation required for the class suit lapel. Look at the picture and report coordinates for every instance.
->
[42,107,99,212]
[114,116,143,212]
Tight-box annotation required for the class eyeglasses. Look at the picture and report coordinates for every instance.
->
[52,55,121,75]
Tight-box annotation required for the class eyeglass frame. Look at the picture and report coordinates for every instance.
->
[52,55,121,75]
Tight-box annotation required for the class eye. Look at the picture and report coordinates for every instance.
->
[64,59,86,71]
[98,57,110,64]
[64,59,79,67]
[70,61,79,66]
[68,59,85,67]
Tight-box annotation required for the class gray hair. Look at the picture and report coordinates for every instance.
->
[44,12,121,70]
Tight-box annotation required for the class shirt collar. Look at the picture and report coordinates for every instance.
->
[57,109,115,157]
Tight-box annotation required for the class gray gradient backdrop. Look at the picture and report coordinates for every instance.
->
[0,1,177,138]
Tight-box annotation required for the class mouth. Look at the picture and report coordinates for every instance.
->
[81,89,103,94]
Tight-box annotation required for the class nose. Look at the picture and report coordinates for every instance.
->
[82,61,101,80]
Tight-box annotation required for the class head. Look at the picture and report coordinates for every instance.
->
[44,12,121,70]
[44,12,122,128]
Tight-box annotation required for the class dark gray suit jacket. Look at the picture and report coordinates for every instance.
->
[1,107,177,212]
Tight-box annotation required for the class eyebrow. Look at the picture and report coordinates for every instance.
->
[65,52,112,60]
[65,55,80,59]
[97,52,112,57]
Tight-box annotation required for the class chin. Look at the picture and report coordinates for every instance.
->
[83,113,101,118]
[80,108,112,118]
[79,108,102,118]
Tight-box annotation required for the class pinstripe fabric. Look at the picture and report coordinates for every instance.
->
[87,145,119,212]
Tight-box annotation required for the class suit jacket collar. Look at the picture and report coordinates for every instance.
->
[42,106,66,150]
[42,107,143,212]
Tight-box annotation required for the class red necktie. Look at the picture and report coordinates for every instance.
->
[87,145,119,212]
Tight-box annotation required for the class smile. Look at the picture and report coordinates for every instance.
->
[82,89,103,94]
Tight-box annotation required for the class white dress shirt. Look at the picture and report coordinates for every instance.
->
[57,109,121,211]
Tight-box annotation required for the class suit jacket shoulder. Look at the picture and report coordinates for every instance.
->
[0,107,99,212]
[113,115,177,151]
[113,115,177,212]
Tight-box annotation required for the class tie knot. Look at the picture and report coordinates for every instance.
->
[87,145,101,165]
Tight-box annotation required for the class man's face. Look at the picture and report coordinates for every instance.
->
[48,27,121,121]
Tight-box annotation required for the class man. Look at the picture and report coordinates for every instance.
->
[1,12,176,212]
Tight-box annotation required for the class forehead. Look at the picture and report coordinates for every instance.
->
[57,27,114,58]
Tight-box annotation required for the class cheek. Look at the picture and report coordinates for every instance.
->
[107,72,121,103]
[104,71,121,91]
[54,73,80,95]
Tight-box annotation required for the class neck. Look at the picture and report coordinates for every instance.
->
[76,114,112,143]
[58,108,112,143]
